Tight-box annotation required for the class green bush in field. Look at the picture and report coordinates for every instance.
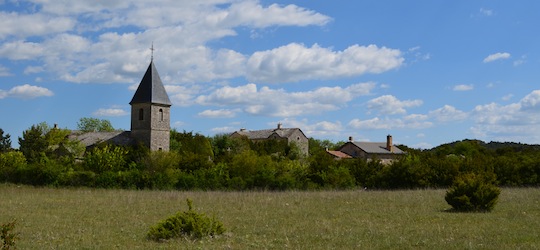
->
[147,199,225,241]
[445,173,500,212]
[1,220,18,250]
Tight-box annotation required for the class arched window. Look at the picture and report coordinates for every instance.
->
[159,108,164,121]
[139,108,144,120]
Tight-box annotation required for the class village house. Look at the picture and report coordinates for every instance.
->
[332,135,405,164]
[230,123,309,156]
[69,58,172,151]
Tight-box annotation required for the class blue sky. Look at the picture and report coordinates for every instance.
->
[1,0,540,149]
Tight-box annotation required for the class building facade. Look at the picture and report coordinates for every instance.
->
[230,123,309,156]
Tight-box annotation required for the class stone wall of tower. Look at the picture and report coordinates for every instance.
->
[130,103,170,151]
[149,104,170,151]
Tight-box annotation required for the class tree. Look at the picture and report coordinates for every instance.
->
[77,117,115,132]
[18,124,48,163]
[0,128,12,152]
[18,122,72,163]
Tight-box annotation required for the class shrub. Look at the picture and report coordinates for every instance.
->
[147,199,225,241]
[445,173,500,212]
[1,220,18,250]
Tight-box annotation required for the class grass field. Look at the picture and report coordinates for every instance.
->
[1,185,539,249]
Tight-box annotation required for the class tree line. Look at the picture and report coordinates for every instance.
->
[1,120,539,190]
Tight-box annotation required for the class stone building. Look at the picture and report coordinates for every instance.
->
[230,123,309,156]
[69,59,172,151]
[335,135,405,164]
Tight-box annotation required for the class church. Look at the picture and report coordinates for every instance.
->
[69,59,172,151]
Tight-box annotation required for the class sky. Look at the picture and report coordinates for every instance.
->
[1,0,540,149]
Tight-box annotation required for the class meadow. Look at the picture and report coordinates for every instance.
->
[1,184,539,249]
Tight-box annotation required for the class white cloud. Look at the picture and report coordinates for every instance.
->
[469,90,540,142]
[3,84,54,99]
[520,90,540,112]
[0,41,44,60]
[513,55,526,66]
[195,82,375,117]
[502,94,513,101]
[428,105,468,122]
[92,108,129,117]
[366,95,423,115]
[348,116,432,130]
[483,52,511,63]
[479,8,494,17]
[0,65,10,76]
[453,84,474,91]
[0,90,7,99]
[198,109,238,118]
[223,1,332,28]
[23,66,44,75]
[277,118,343,137]
[0,12,75,39]
[247,43,404,83]
[211,126,237,134]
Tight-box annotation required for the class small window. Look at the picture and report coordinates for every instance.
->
[138,108,144,120]
[159,108,164,121]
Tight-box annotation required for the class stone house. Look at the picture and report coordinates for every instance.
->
[335,135,405,164]
[230,123,309,156]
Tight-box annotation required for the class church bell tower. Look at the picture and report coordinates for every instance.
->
[129,58,172,151]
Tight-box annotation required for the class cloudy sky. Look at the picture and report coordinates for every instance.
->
[1,0,540,149]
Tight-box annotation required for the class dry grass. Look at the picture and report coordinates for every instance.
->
[1,184,539,249]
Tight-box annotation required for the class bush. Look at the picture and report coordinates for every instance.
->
[1,220,18,250]
[147,199,225,241]
[445,173,500,212]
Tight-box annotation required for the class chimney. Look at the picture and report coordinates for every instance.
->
[277,123,282,130]
[240,128,246,132]
[386,135,393,152]
[348,136,353,142]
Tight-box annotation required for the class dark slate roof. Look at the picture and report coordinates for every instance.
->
[233,128,303,140]
[349,142,405,154]
[69,131,135,148]
[129,61,172,106]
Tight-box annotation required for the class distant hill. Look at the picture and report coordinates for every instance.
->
[429,139,540,153]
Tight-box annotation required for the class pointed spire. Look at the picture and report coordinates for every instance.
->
[129,61,172,106]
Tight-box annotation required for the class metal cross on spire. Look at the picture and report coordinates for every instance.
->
[150,42,155,61]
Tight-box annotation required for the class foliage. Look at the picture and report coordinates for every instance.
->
[1,220,18,250]
[147,199,225,241]
[445,173,501,212]
[170,130,214,159]
[18,122,73,164]
[76,117,115,132]
[84,145,128,173]
[0,129,11,153]
[0,151,27,182]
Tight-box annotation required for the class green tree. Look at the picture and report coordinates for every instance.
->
[18,122,74,163]
[18,124,48,163]
[170,130,214,158]
[83,145,128,173]
[77,117,115,132]
[0,128,11,152]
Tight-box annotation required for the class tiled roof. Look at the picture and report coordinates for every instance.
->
[350,142,405,154]
[129,61,172,106]
[327,150,352,159]
[234,128,300,140]
[69,131,134,147]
